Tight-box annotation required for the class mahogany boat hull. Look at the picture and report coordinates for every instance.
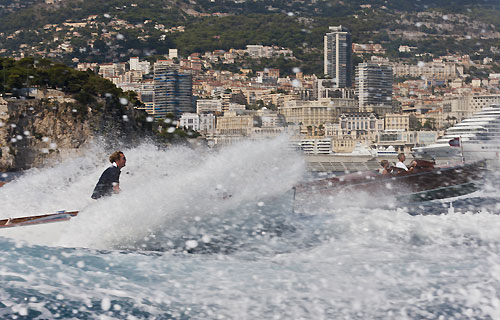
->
[294,160,486,204]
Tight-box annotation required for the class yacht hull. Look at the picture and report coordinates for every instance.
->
[413,143,500,161]
[413,104,500,161]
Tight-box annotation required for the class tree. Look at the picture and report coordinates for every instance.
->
[409,114,422,131]
[423,118,436,130]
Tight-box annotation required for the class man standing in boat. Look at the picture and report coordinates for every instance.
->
[91,151,126,199]
[395,153,409,171]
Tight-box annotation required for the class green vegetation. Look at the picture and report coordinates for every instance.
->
[0,0,499,77]
[172,14,308,55]
[0,57,121,104]
[0,0,187,34]
[184,0,500,18]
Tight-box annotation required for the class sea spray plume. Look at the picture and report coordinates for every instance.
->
[0,142,105,216]
[59,136,306,250]
[293,171,399,215]
[0,136,138,216]
[0,141,136,245]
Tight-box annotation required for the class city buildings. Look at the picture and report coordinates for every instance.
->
[70,26,500,154]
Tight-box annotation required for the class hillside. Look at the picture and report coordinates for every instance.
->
[0,0,499,74]
[0,57,196,170]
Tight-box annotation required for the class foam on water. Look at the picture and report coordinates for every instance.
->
[2,137,500,318]
[0,136,305,249]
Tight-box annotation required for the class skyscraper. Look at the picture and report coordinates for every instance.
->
[355,62,393,114]
[153,61,193,119]
[324,25,352,88]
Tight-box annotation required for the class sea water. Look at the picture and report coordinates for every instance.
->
[1,136,500,319]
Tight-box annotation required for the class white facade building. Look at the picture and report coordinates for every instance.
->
[199,113,216,136]
[129,57,151,74]
[246,45,265,58]
[298,139,332,154]
[178,113,200,131]
[169,49,178,59]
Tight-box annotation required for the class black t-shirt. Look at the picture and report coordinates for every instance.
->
[91,166,121,199]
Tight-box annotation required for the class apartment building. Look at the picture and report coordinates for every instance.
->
[324,25,352,87]
[393,61,464,81]
[325,112,384,152]
[317,79,355,99]
[199,113,216,136]
[129,57,151,74]
[76,62,98,72]
[256,108,286,128]
[376,130,439,154]
[131,81,154,115]
[178,113,200,131]
[355,62,393,115]
[214,109,287,146]
[298,139,332,154]
[441,94,500,120]
[153,61,194,119]
[197,99,223,114]
[352,43,386,54]
[330,137,363,153]
[385,113,410,131]
[214,111,257,146]
[279,98,358,128]
[216,111,256,136]
[98,62,126,79]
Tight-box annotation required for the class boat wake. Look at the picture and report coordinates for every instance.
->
[2,136,500,255]
[0,137,306,252]
[3,138,500,318]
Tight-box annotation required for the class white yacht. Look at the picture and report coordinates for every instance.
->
[376,145,398,157]
[333,142,377,157]
[412,104,500,161]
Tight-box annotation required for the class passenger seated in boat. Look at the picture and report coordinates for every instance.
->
[379,160,391,174]
[395,153,409,171]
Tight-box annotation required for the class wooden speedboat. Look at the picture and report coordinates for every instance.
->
[294,160,486,203]
[0,211,79,228]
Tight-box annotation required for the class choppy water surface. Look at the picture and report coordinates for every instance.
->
[1,137,500,319]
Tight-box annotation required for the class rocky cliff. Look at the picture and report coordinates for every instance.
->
[0,91,152,171]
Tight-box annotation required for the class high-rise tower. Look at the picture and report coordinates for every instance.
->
[153,61,193,119]
[324,25,352,88]
[355,62,393,114]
